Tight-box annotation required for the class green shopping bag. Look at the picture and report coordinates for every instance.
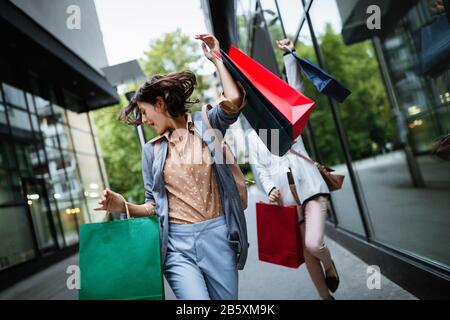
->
[79,204,164,300]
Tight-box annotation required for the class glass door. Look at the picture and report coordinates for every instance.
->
[21,177,58,254]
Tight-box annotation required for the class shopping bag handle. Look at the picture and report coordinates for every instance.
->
[282,45,294,55]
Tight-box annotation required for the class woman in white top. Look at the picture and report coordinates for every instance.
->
[248,39,339,300]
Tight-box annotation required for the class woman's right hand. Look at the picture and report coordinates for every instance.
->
[195,33,221,63]
[269,188,281,203]
[93,188,126,213]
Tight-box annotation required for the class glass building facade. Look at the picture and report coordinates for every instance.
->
[203,0,450,297]
[0,80,109,271]
[0,0,117,281]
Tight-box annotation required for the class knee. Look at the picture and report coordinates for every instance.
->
[304,240,325,255]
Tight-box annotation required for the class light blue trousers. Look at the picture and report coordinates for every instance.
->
[164,215,238,300]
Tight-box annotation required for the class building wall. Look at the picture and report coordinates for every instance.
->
[10,0,109,73]
[0,0,110,272]
[0,79,108,271]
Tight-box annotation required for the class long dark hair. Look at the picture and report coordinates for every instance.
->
[118,70,198,126]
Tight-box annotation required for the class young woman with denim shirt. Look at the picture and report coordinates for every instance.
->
[94,34,249,300]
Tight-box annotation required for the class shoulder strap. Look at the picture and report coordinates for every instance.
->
[287,169,301,205]
[289,148,316,165]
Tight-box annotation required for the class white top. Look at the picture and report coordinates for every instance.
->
[248,53,329,206]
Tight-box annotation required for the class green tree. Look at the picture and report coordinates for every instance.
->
[93,29,208,203]
[142,28,208,106]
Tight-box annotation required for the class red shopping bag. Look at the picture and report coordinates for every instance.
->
[228,45,315,139]
[256,202,304,268]
[220,49,294,156]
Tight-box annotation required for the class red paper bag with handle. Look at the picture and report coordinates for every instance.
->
[256,202,304,268]
[228,45,315,139]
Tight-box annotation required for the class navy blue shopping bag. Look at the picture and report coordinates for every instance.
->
[287,50,351,103]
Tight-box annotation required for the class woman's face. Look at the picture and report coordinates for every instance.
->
[138,97,171,135]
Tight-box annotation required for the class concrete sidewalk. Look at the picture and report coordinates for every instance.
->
[0,187,417,300]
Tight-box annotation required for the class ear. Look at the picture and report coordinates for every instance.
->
[155,96,165,112]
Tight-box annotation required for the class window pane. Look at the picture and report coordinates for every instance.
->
[8,107,32,132]
[0,169,15,205]
[2,83,26,109]
[24,180,56,252]
[0,143,23,205]
[40,117,72,151]
[295,7,366,235]
[44,147,79,245]
[435,106,450,135]
[236,0,257,53]
[0,205,37,270]
[275,0,304,38]
[0,103,7,125]
[56,199,79,246]
[52,104,68,124]
[260,0,285,71]
[76,153,105,222]
[34,96,52,113]
[316,0,450,268]
[38,167,67,248]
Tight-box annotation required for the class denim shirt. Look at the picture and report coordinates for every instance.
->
[141,105,249,270]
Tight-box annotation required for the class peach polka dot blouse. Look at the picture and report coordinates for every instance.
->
[161,112,223,224]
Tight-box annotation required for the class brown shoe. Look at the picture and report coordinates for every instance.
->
[325,260,339,293]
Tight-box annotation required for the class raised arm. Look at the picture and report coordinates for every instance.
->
[276,38,305,93]
[196,34,245,114]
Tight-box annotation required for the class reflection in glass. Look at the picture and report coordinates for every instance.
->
[56,199,79,246]
[275,0,304,37]
[76,153,104,222]
[8,107,33,133]
[52,104,68,124]
[0,206,37,270]
[0,103,7,125]
[23,179,56,252]
[2,83,26,109]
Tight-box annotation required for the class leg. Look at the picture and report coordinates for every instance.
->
[299,222,331,300]
[303,197,332,270]
[197,223,238,300]
[164,237,211,300]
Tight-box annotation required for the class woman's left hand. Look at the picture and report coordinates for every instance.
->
[276,39,295,52]
[196,33,220,62]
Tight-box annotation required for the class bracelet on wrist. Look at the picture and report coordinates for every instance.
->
[144,204,154,216]
[283,49,295,56]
